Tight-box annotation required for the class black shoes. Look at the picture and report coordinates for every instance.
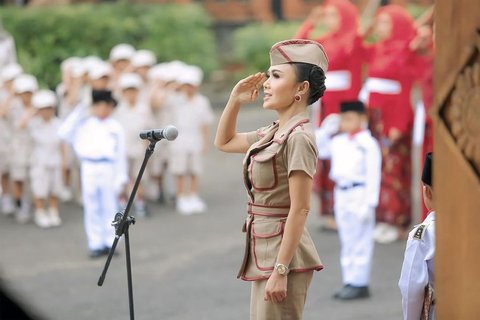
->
[333,284,370,300]
[89,249,106,259]
[89,247,119,259]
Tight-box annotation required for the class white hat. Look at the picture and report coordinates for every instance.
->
[131,50,157,68]
[160,60,187,83]
[32,90,57,109]
[109,43,135,62]
[83,56,103,71]
[177,65,203,87]
[61,57,86,78]
[119,73,143,89]
[13,74,38,94]
[88,61,112,80]
[1,63,23,83]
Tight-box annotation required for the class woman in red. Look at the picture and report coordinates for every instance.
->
[295,0,364,229]
[361,5,427,243]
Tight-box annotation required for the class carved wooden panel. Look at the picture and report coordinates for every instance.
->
[440,32,480,176]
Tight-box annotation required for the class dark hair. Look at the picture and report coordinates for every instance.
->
[291,62,326,105]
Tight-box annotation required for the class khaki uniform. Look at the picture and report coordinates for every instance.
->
[240,112,323,320]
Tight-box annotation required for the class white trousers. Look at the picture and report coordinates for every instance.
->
[334,188,375,286]
[81,162,119,251]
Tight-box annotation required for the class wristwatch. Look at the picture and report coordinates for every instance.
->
[274,263,290,276]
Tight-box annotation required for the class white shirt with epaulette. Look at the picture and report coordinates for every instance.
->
[399,211,436,320]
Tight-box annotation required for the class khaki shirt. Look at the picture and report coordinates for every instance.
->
[238,111,323,281]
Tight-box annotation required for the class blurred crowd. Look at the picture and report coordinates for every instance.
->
[294,1,434,244]
[0,42,214,231]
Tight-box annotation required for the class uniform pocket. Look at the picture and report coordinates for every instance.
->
[249,152,278,191]
[251,220,285,271]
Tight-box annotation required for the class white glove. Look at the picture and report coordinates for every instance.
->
[320,113,341,136]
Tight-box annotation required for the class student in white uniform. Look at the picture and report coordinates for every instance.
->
[169,65,214,214]
[0,63,22,215]
[29,90,63,228]
[316,100,381,300]
[399,153,435,320]
[59,89,128,258]
[109,43,135,91]
[114,73,154,216]
[9,74,39,223]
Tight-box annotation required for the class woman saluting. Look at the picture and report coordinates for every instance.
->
[215,39,327,320]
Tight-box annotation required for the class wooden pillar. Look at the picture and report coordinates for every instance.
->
[434,0,480,319]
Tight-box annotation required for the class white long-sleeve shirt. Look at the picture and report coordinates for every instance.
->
[316,129,382,208]
[58,103,128,192]
[399,211,436,320]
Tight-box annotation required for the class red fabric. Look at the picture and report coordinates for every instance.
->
[364,5,421,136]
[294,0,364,118]
[295,0,363,217]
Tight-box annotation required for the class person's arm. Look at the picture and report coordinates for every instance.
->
[17,108,37,129]
[294,5,322,39]
[0,90,14,118]
[214,72,266,154]
[264,170,312,303]
[398,229,433,320]
[58,102,89,144]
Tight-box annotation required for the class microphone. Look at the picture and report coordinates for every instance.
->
[139,125,178,141]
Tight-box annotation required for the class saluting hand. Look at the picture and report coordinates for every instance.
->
[229,72,267,105]
[264,272,288,304]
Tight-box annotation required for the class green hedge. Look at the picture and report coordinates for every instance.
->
[0,3,217,88]
[232,22,301,76]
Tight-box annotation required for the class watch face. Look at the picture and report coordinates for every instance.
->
[277,264,286,274]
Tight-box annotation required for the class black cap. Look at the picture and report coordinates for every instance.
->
[92,90,117,106]
[421,152,433,186]
[340,100,365,114]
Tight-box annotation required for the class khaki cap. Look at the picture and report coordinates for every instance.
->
[269,39,329,72]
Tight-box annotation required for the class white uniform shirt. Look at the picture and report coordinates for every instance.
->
[168,93,214,152]
[9,99,33,165]
[58,103,128,192]
[399,211,436,320]
[114,100,154,159]
[0,89,12,153]
[317,130,382,208]
[29,116,62,167]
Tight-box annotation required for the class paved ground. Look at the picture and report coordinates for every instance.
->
[0,107,406,320]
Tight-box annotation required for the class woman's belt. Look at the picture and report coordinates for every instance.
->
[247,203,289,217]
[359,77,402,104]
[325,70,352,91]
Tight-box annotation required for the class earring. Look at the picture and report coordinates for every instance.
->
[295,95,301,102]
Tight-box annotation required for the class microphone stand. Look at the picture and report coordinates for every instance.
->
[97,139,158,320]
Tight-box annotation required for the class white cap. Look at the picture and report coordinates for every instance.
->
[119,73,143,89]
[61,57,86,78]
[83,56,103,71]
[32,90,57,109]
[13,74,38,94]
[131,50,156,68]
[177,65,203,87]
[1,63,23,83]
[160,60,187,83]
[88,61,112,80]
[109,43,135,62]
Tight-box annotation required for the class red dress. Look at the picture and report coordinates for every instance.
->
[361,5,426,228]
[295,0,363,217]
